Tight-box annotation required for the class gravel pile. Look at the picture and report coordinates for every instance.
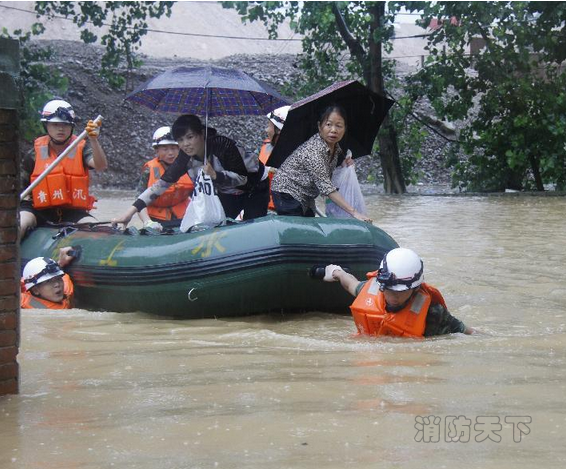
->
[24,39,456,193]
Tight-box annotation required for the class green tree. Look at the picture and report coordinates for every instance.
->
[1,25,68,141]
[34,1,175,89]
[2,1,174,141]
[222,1,409,193]
[406,1,566,191]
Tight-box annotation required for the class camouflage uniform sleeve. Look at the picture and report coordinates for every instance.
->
[354,280,367,297]
[82,140,94,168]
[136,167,151,197]
[21,149,35,190]
[424,303,467,337]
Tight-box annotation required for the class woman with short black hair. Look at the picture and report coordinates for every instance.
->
[113,114,269,227]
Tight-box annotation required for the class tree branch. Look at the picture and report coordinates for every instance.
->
[332,3,370,83]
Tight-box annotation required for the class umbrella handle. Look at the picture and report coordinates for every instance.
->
[204,87,209,165]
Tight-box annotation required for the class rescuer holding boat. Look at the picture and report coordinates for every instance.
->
[324,248,474,338]
[21,247,77,309]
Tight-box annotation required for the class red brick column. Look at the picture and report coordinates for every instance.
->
[0,37,20,396]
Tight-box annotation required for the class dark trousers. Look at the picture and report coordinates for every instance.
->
[219,179,269,220]
[271,191,315,217]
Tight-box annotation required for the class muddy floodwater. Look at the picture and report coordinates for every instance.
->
[2,192,566,468]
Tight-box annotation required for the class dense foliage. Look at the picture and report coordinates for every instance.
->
[1,25,68,140]
[34,1,174,89]
[2,1,173,141]
[406,1,566,191]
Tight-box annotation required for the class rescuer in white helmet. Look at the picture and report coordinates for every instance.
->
[135,126,194,229]
[258,105,291,211]
[322,247,473,338]
[19,98,108,239]
[20,247,77,309]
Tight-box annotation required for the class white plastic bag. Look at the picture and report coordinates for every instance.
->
[325,164,367,218]
[180,168,226,232]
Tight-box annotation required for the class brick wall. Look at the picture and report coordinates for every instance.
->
[0,37,21,396]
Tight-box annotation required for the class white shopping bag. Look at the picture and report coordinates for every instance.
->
[325,164,367,218]
[180,168,226,232]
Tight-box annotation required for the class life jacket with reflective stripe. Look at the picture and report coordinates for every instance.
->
[20,274,74,309]
[144,157,194,221]
[350,272,447,338]
[31,135,95,210]
[258,139,275,211]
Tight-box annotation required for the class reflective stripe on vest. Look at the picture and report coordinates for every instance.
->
[38,143,78,161]
[350,281,445,338]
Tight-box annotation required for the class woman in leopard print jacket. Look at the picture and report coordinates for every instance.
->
[271,105,371,222]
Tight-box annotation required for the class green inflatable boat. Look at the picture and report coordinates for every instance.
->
[20,215,398,318]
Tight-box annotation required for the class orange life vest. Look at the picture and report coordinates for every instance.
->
[350,272,447,338]
[30,135,95,210]
[258,139,275,211]
[144,157,194,221]
[20,274,74,309]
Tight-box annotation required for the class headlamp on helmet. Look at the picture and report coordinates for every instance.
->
[22,257,64,291]
[40,99,76,124]
[152,126,178,148]
[377,248,424,292]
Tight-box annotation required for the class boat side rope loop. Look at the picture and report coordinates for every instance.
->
[188,288,198,302]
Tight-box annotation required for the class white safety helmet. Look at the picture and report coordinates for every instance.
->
[152,126,178,148]
[40,99,76,124]
[266,105,290,130]
[377,248,424,292]
[22,257,64,291]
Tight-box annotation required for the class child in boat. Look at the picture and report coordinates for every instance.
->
[258,105,290,211]
[136,126,194,228]
[323,247,473,337]
[19,98,108,240]
[21,247,76,309]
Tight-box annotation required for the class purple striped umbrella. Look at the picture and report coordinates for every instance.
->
[125,65,289,117]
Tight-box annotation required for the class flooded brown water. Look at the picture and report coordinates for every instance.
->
[2,192,565,468]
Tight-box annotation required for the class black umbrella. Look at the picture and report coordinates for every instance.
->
[267,80,394,168]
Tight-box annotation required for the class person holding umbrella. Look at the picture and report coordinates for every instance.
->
[270,104,372,222]
[19,98,107,239]
[112,114,270,227]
